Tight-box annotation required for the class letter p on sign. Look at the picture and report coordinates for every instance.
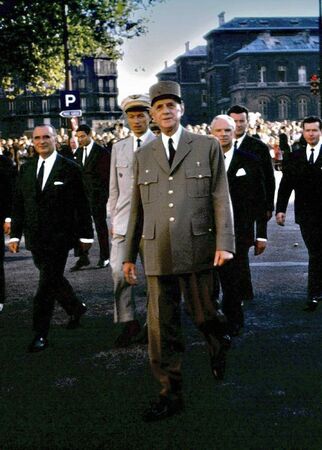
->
[60,90,81,110]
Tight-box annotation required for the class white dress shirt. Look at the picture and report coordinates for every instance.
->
[134,129,155,152]
[161,125,183,159]
[37,150,58,190]
[306,141,321,164]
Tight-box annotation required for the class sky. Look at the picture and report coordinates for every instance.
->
[117,0,319,102]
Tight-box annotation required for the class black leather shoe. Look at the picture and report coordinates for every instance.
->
[70,255,90,272]
[303,298,319,312]
[67,303,87,329]
[28,336,48,353]
[114,320,141,347]
[142,396,184,422]
[97,258,110,268]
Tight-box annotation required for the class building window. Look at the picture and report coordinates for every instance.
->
[27,118,34,129]
[108,79,115,92]
[277,65,287,82]
[99,97,105,111]
[8,100,15,113]
[258,99,269,119]
[98,79,104,91]
[44,118,51,125]
[81,97,87,111]
[201,90,207,107]
[258,66,267,83]
[298,66,307,84]
[278,98,289,119]
[79,79,86,89]
[94,59,115,75]
[28,100,33,112]
[79,62,85,72]
[42,99,49,113]
[109,97,115,110]
[298,97,308,118]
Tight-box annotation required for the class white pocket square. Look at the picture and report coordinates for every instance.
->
[236,168,246,177]
[54,181,64,185]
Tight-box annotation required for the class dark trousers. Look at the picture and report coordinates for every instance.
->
[217,242,251,328]
[0,230,5,303]
[147,269,228,399]
[299,221,322,299]
[32,248,82,337]
[78,204,109,261]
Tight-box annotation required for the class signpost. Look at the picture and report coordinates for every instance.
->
[59,90,82,131]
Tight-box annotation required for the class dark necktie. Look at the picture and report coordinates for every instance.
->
[234,141,238,151]
[37,160,45,190]
[168,138,176,167]
[137,138,142,148]
[309,148,315,165]
[83,146,87,165]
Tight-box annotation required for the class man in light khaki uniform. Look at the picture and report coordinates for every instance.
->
[123,81,235,421]
[109,94,156,347]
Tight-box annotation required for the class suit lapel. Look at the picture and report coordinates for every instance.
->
[42,154,63,191]
[170,130,193,173]
[152,138,171,174]
[227,150,242,179]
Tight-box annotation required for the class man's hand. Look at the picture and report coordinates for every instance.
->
[3,222,11,235]
[8,241,19,253]
[123,262,138,285]
[276,212,286,226]
[214,250,234,267]
[266,210,273,221]
[254,240,267,256]
[79,242,92,252]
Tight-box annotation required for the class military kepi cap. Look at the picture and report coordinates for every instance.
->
[121,94,150,113]
[149,81,182,106]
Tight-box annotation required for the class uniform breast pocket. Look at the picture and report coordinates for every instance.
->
[138,171,159,204]
[116,161,129,178]
[185,167,211,198]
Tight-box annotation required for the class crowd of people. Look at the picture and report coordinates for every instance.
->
[1,80,322,423]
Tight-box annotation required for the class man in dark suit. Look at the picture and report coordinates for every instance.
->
[71,124,110,270]
[9,124,93,352]
[0,155,15,313]
[211,115,267,336]
[276,116,322,311]
[123,81,235,421]
[227,104,275,301]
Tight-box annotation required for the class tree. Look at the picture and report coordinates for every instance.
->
[0,0,162,97]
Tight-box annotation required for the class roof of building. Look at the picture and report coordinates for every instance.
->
[175,45,207,60]
[204,16,318,38]
[229,33,319,57]
[156,63,177,76]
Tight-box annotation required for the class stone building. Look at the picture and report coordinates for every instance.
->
[0,56,122,138]
[157,15,320,123]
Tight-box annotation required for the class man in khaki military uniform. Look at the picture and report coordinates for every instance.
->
[123,81,235,421]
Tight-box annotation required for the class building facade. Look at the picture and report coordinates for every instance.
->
[157,15,320,123]
[0,56,122,138]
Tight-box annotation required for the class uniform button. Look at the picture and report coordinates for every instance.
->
[208,228,212,232]
[198,174,203,178]
[169,203,174,208]
[142,234,145,238]
[168,190,174,194]
[145,169,149,173]
[144,181,148,185]
[169,176,173,181]
[169,217,175,222]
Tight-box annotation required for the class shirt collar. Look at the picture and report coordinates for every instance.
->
[38,149,57,166]
[223,146,234,171]
[161,124,183,150]
[134,129,153,151]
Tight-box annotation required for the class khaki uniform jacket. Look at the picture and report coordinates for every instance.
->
[124,129,235,275]
[109,130,156,235]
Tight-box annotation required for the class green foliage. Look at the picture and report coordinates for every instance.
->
[0,0,161,97]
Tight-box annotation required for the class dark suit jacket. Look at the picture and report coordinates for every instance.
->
[0,155,15,223]
[11,154,93,252]
[276,143,322,224]
[238,134,275,212]
[227,149,267,245]
[75,142,110,210]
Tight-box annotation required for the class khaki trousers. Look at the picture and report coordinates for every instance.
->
[147,269,227,399]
